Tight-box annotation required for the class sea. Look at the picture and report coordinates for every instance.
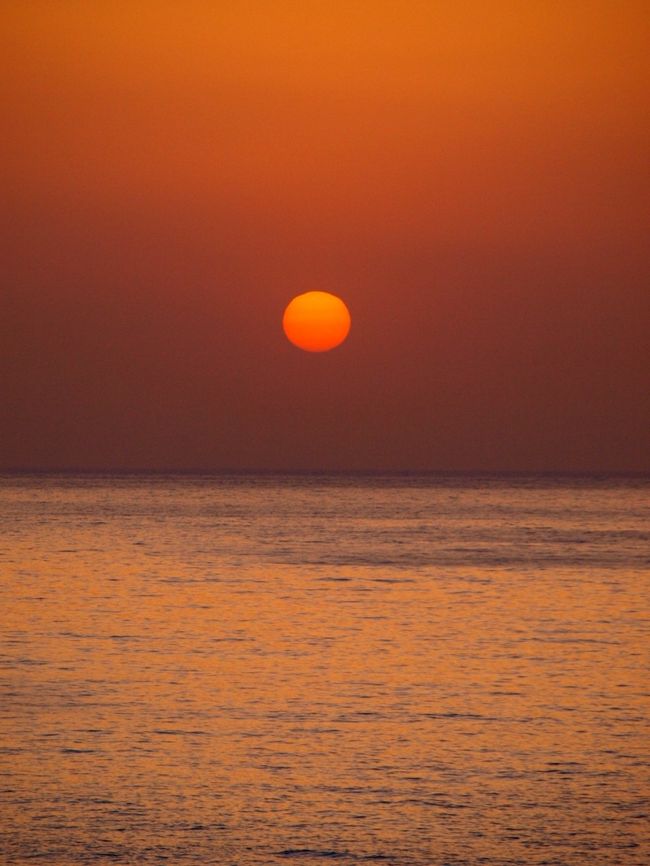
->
[1,473,648,865]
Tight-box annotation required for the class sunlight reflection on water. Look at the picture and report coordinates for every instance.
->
[1,474,649,864]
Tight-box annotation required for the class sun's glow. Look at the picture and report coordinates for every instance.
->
[282,291,351,352]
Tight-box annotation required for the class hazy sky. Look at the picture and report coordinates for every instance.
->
[2,1,649,471]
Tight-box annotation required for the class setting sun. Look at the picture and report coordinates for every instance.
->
[282,291,351,352]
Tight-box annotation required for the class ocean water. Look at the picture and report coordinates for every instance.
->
[1,473,648,865]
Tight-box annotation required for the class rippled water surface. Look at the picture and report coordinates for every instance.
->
[1,474,649,865]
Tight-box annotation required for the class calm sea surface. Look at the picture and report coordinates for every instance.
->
[1,474,649,865]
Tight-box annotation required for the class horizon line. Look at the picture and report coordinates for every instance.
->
[1,467,648,478]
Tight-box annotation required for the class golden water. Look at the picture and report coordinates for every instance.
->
[1,475,648,864]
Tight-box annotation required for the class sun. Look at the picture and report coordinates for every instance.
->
[282,291,351,352]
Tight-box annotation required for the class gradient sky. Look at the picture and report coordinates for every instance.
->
[2,1,649,471]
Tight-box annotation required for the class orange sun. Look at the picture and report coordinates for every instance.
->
[282,291,351,352]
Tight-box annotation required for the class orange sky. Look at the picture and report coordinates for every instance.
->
[1,1,649,470]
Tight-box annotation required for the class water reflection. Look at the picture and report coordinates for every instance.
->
[1,475,648,864]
